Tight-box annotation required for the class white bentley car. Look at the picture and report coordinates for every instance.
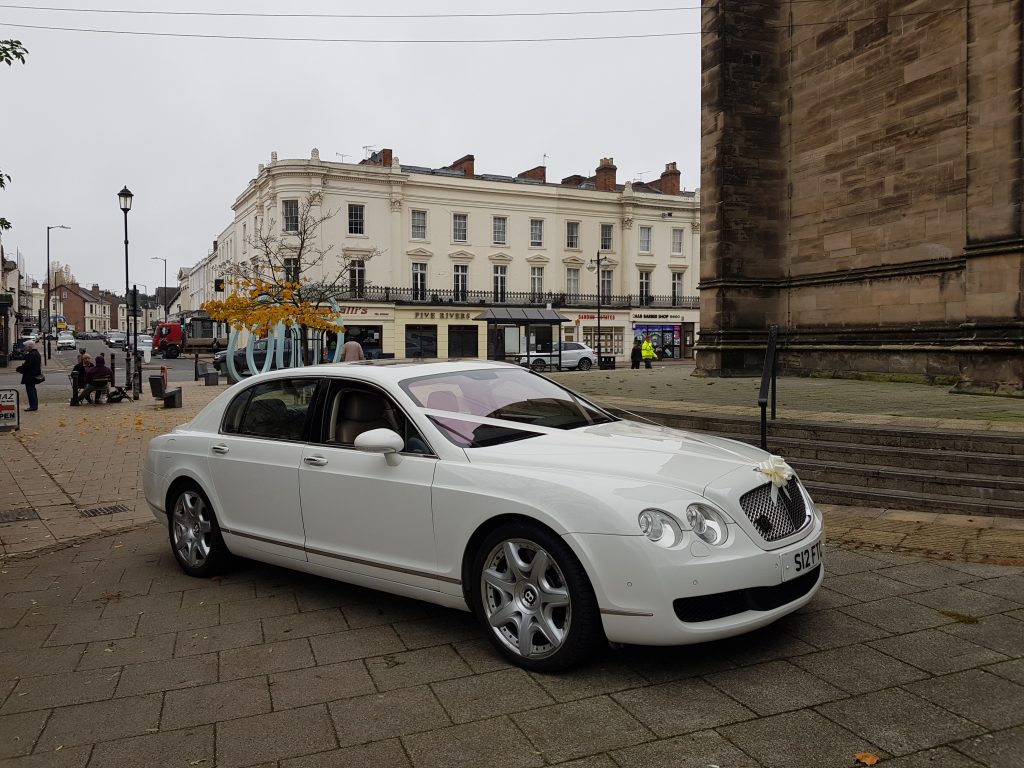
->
[144,360,824,671]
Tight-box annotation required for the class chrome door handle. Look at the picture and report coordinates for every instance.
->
[211,444,229,455]
[303,456,328,467]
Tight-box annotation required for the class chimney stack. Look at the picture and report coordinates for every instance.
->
[359,148,394,167]
[91,284,100,294]
[595,158,617,192]
[658,162,681,195]
[448,154,475,178]
[517,165,547,183]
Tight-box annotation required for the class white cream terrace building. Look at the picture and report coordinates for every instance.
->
[188,147,700,363]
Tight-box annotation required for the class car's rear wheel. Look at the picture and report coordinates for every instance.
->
[530,359,548,372]
[168,484,229,577]
[577,358,593,371]
[470,522,602,672]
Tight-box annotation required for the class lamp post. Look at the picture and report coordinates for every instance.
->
[118,187,133,390]
[587,253,608,366]
[151,256,167,321]
[45,224,70,362]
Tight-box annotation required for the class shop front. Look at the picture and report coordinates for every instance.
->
[334,304,394,359]
[568,311,628,363]
[630,310,696,359]
[397,307,485,360]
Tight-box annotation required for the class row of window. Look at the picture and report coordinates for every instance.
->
[280,199,690,254]
[348,259,689,302]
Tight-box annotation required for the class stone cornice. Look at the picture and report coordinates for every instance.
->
[699,256,966,290]
[963,238,1024,258]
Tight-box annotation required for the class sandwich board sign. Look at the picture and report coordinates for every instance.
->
[0,389,20,432]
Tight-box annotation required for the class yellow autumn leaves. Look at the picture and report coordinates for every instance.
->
[202,276,339,334]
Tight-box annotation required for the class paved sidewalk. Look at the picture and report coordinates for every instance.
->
[1,367,1022,767]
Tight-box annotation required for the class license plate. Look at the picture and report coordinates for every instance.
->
[782,536,823,582]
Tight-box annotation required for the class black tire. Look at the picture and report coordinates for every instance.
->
[165,346,180,359]
[577,358,593,371]
[167,483,230,577]
[469,521,603,672]
[530,359,548,372]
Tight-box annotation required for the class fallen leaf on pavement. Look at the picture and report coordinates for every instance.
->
[855,753,880,766]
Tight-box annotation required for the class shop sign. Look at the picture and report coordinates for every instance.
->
[0,389,20,432]
[337,306,394,320]
[576,313,619,321]
[411,311,476,320]
[631,311,684,322]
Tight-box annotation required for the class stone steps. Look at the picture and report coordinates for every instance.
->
[617,407,1024,518]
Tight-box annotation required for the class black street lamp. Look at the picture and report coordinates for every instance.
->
[587,253,609,367]
[118,186,134,392]
[45,224,70,362]
[151,256,167,321]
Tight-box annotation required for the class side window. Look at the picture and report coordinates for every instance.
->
[221,390,252,434]
[236,378,319,441]
[322,384,431,454]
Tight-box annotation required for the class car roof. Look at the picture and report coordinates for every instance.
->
[243,358,522,386]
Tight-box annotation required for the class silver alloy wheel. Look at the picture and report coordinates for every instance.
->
[171,490,213,569]
[481,539,571,659]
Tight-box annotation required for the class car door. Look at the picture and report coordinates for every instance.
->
[298,380,442,592]
[207,376,321,563]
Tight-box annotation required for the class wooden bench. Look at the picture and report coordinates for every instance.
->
[148,374,183,408]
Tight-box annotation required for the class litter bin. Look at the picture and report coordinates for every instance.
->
[599,356,616,370]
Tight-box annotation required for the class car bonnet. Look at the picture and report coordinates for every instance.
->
[460,417,767,497]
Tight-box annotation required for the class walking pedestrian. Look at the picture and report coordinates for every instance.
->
[15,340,43,411]
[641,335,658,370]
[341,338,365,362]
[630,339,642,370]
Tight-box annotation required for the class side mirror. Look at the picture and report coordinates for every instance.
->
[354,428,405,466]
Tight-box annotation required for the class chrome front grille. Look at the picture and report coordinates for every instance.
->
[739,478,808,542]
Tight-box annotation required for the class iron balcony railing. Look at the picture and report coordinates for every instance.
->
[336,285,700,310]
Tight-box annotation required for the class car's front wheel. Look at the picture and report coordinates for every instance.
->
[168,484,230,577]
[577,358,593,371]
[470,522,603,672]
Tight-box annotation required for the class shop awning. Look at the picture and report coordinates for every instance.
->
[473,308,571,324]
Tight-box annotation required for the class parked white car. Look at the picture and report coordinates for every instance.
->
[144,361,824,671]
[519,342,599,371]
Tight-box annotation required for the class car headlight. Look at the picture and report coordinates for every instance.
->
[685,503,729,546]
[637,509,684,548]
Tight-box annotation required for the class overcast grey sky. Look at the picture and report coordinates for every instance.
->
[2,1,701,296]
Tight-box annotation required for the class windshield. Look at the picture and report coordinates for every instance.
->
[401,367,615,448]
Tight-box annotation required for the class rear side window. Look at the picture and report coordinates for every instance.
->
[223,378,319,441]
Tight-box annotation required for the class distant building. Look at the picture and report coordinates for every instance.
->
[60,284,111,334]
[188,148,701,362]
[699,0,1023,394]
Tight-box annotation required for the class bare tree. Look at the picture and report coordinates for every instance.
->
[205,193,381,359]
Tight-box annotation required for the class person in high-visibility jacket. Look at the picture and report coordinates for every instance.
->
[641,335,657,369]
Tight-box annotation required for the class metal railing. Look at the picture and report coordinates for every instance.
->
[334,285,700,310]
[758,325,779,451]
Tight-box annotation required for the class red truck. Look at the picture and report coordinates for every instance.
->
[153,317,227,359]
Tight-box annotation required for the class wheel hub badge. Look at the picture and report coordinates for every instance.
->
[522,587,537,607]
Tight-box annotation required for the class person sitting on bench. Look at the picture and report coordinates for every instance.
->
[81,354,113,404]
[70,353,93,406]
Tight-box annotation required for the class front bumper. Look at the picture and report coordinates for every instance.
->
[568,511,825,646]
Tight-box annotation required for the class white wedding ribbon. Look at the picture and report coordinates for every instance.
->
[755,455,794,503]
